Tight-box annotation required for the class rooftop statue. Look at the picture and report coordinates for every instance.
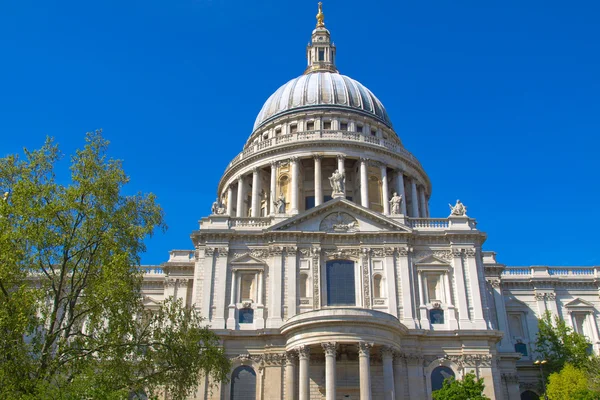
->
[449,199,467,217]
[389,192,403,214]
[328,169,345,195]
[211,198,226,215]
[274,192,286,214]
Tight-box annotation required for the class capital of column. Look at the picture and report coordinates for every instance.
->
[321,342,337,357]
[297,345,310,360]
[285,350,298,365]
[358,342,373,357]
[270,160,279,168]
[380,345,395,360]
[336,154,345,162]
[289,156,299,163]
[252,167,259,173]
[236,174,244,182]
[360,157,370,164]
[313,154,323,161]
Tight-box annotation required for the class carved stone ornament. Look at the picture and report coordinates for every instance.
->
[249,249,267,259]
[374,299,385,305]
[205,247,215,257]
[285,350,298,365]
[269,246,284,256]
[414,250,453,262]
[262,353,286,366]
[432,302,442,309]
[324,248,359,259]
[217,248,229,258]
[380,346,395,359]
[211,197,226,215]
[372,248,385,258]
[384,247,395,256]
[362,261,371,307]
[286,246,298,255]
[321,342,337,356]
[319,212,358,233]
[358,342,373,356]
[242,300,253,308]
[488,279,501,288]
[164,277,177,288]
[501,373,520,384]
[546,292,556,300]
[397,247,409,257]
[449,199,467,217]
[296,345,310,359]
[299,248,310,257]
[465,248,476,257]
[534,292,546,301]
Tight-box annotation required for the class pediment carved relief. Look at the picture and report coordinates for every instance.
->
[319,212,359,233]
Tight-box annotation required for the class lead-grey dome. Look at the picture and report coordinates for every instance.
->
[253,72,392,132]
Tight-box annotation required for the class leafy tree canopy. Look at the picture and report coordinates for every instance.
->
[535,311,591,373]
[546,363,600,400]
[432,372,490,400]
[0,131,230,399]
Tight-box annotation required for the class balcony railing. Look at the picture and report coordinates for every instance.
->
[228,130,421,171]
[502,266,598,278]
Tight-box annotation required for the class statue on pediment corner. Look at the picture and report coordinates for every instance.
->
[328,169,345,195]
[449,199,467,217]
[389,192,403,214]
[211,197,226,215]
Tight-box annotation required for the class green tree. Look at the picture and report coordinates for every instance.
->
[546,363,600,400]
[0,131,230,399]
[535,311,591,373]
[432,372,490,400]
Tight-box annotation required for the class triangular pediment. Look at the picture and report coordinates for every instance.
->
[565,298,595,308]
[230,253,266,265]
[269,198,412,233]
[414,254,451,266]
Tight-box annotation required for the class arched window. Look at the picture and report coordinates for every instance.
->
[373,275,383,298]
[431,366,455,392]
[326,260,355,306]
[520,390,540,400]
[230,366,256,400]
[299,274,309,298]
[279,175,289,207]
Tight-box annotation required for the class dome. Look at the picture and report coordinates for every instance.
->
[253,72,393,132]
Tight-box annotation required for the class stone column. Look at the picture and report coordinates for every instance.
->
[410,178,419,217]
[398,247,416,329]
[418,187,427,218]
[337,154,345,176]
[452,248,471,328]
[270,161,277,215]
[226,185,233,216]
[251,168,260,218]
[201,248,215,320]
[298,345,310,400]
[212,248,229,329]
[286,246,298,319]
[464,248,486,328]
[322,342,337,400]
[226,269,237,329]
[381,164,390,215]
[358,342,373,400]
[360,158,369,208]
[381,346,395,400]
[236,175,244,217]
[267,246,284,327]
[314,155,323,206]
[290,157,299,214]
[285,351,297,400]
[490,278,513,351]
[394,171,407,215]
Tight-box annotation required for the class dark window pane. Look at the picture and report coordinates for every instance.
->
[521,390,540,400]
[431,366,455,392]
[305,196,315,210]
[430,309,444,324]
[239,308,254,324]
[231,366,256,400]
[326,260,355,306]
[515,343,528,356]
[324,195,333,202]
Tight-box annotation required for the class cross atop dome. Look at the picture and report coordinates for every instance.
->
[304,2,338,74]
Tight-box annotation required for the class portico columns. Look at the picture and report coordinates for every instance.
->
[360,158,369,208]
[270,162,277,215]
[337,154,345,175]
[322,342,337,400]
[251,168,260,218]
[381,346,395,400]
[290,157,299,214]
[418,186,427,217]
[236,175,244,217]
[395,171,407,215]
[314,155,323,206]
[298,345,310,400]
[358,342,373,400]
[226,185,233,216]
[381,165,390,215]
[410,178,419,217]
[285,351,297,400]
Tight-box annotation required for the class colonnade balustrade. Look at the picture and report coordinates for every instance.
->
[285,342,397,400]
[222,155,429,219]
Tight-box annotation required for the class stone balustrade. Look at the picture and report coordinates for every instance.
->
[227,130,421,171]
[502,266,599,278]
[409,218,449,229]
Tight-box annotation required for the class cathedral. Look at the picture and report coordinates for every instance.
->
[141,4,600,400]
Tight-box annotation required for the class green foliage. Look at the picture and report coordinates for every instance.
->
[535,311,591,373]
[546,363,600,400]
[0,131,230,399]
[432,372,490,400]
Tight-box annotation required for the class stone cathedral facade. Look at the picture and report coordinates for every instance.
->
[141,5,600,400]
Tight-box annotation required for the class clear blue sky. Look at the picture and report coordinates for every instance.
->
[1,1,598,266]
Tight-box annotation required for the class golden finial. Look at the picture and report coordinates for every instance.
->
[316,2,325,28]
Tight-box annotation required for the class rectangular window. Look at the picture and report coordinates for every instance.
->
[323,121,331,130]
[340,122,348,131]
[573,313,587,336]
[305,196,315,210]
[290,124,297,133]
[275,128,282,136]
[508,314,524,338]
[306,121,315,131]
[371,129,377,136]
[356,125,363,133]
[318,49,325,61]
[326,260,356,306]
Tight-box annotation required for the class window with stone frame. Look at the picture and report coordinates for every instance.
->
[326,260,356,306]
[323,120,331,130]
[299,273,309,298]
[239,273,255,302]
[373,274,383,298]
[306,121,315,131]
